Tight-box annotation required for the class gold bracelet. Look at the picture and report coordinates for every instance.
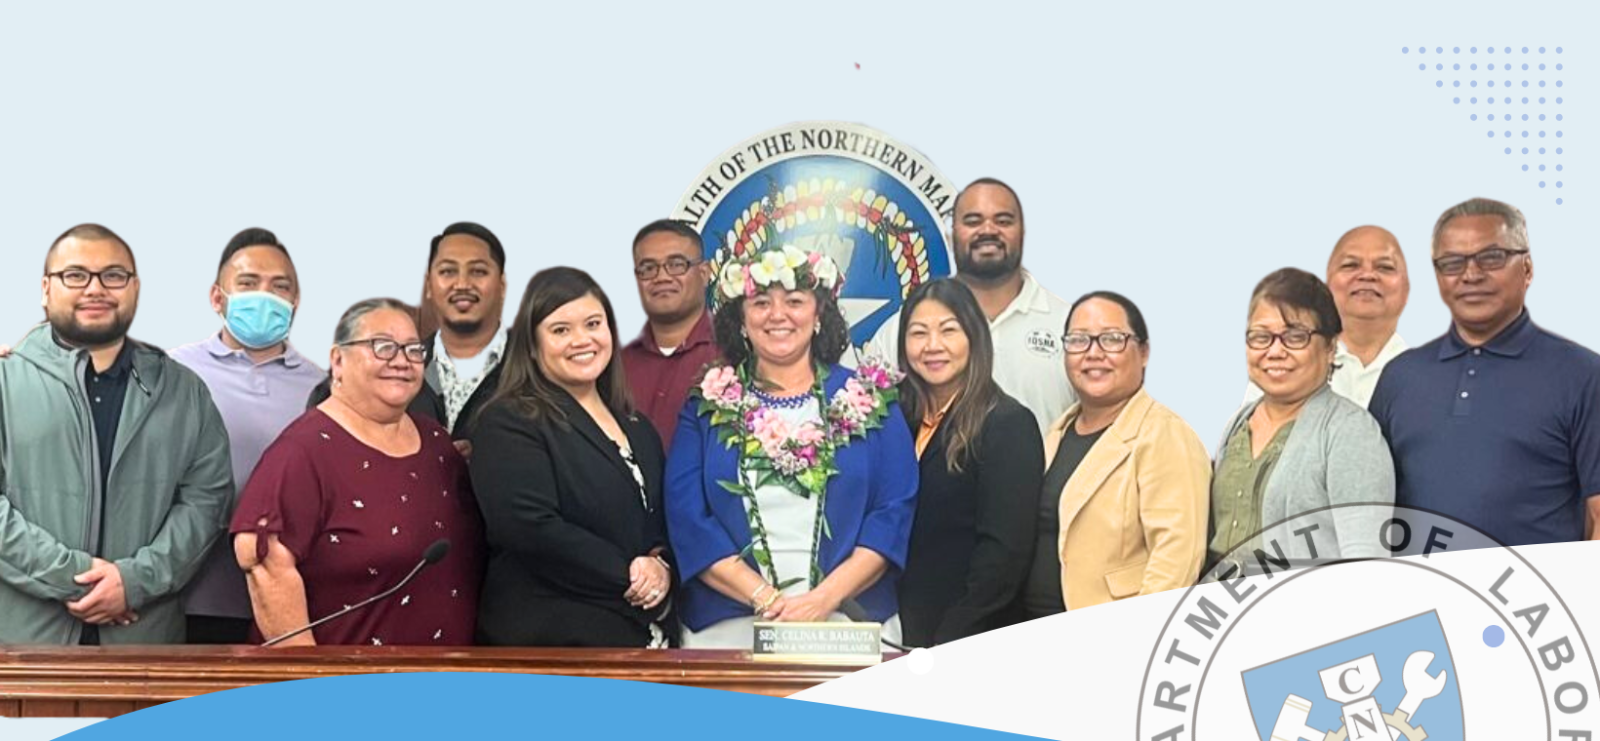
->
[755,588,781,615]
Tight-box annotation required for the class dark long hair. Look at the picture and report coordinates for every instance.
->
[489,267,633,425]
[896,279,1000,473]
[711,287,850,372]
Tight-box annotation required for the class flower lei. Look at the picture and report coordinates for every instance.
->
[694,358,901,590]
[713,244,843,308]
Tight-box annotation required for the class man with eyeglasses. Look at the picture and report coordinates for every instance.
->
[167,228,325,644]
[621,219,718,450]
[869,178,1076,437]
[0,224,232,644]
[1370,197,1600,547]
[1241,226,1411,408]
[420,222,508,444]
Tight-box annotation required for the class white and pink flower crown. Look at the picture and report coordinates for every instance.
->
[711,245,844,308]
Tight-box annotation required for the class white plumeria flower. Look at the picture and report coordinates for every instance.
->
[719,261,744,299]
[777,266,797,291]
[780,245,808,268]
[813,256,840,288]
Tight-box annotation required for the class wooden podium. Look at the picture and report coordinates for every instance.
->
[0,646,875,719]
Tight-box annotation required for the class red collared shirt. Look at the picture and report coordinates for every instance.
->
[621,311,720,452]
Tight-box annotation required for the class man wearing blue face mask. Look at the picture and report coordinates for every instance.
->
[168,228,327,644]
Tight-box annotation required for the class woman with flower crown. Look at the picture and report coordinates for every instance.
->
[664,243,919,648]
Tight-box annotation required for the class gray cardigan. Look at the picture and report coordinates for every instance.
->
[1216,385,1395,565]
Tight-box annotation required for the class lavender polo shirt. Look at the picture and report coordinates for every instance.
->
[169,333,327,620]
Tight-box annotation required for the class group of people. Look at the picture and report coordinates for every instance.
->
[1,182,1595,653]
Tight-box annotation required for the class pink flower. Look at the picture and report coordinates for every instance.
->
[751,409,791,452]
[700,366,737,400]
[796,445,818,465]
[720,380,744,403]
[807,252,822,265]
[795,423,826,446]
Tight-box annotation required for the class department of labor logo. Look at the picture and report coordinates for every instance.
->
[1242,612,1462,741]
[1136,504,1600,740]
[673,122,956,347]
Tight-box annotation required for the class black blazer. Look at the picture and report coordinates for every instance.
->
[422,332,504,441]
[468,390,674,647]
[898,393,1043,647]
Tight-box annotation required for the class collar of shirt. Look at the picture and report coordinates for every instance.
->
[991,271,1052,326]
[1335,332,1408,370]
[1439,308,1536,360]
[432,330,507,377]
[921,392,960,433]
[54,331,135,379]
[203,331,307,368]
[628,310,714,356]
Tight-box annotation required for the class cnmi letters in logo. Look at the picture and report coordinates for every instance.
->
[673,122,955,347]
[1243,611,1460,741]
[1136,504,1600,740]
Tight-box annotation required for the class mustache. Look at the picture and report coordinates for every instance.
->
[968,236,1006,250]
[447,292,479,302]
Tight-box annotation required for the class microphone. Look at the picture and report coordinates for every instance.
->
[839,599,910,653]
[261,538,451,647]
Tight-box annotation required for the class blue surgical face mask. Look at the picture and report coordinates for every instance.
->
[221,290,295,349]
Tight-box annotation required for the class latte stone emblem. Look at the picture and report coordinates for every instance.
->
[673,122,956,347]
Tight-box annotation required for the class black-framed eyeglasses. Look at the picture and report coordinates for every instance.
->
[338,338,428,364]
[1062,331,1140,354]
[1432,247,1529,276]
[634,256,702,280]
[1245,328,1319,350]
[47,268,136,290]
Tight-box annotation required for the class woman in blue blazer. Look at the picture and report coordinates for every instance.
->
[665,244,918,648]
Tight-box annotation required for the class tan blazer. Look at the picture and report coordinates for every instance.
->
[1046,387,1211,610]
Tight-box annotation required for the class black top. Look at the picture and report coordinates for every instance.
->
[898,394,1043,648]
[1021,424,1106,621]
[468,391,675,647]
[80,341,136,647]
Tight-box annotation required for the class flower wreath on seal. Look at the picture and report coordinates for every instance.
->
[693,243,902,591]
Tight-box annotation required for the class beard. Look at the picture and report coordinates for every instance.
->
[50,310,133,348]
[442,316,485,336]
[956,237,1023,280]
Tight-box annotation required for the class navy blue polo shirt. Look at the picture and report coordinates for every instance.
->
[1369,310,1600,546]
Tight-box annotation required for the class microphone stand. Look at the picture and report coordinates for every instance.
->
[261,556,434,647]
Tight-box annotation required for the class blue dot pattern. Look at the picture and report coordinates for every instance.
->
[1408,44,1570,205]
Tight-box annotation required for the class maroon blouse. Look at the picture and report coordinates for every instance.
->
[231,409,484,646]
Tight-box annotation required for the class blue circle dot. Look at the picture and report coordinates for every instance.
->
[1485,625,1506,647]
[1557,182,1563,188]
[1541,114,1547,120]
[1540,181,1546,188]
[1437,81,1444,87]
[1523,97,1530,103]
[1522,81,1529,87]
[1557,47,1563,53]
[1504,47,1511,53]
[1523,131,1529,137]
[1505,97,1511,103]
[1472,47,1479,53]
[1523,114,1529,120]
[1558,198,1564,205]
[1454,63,1461,70]
[1472,81,1479,87]
[1540,97,1546,103]
[1540,47,1546,53]
[1557,114,1563,120]
[1454,46,1461,53]
[1507,130,1513,137]
[1522,47,1529,53]
[1488,131,1496,137]
[1524,147,1531,153]
[1523,63,1530,70]
[1454,81,1461,87]
[1557,97,1563,103]
[1540,164,1546,171]
[1454,97,1461,103]
[1489,63,1496,70]
[1556,80,1563,87]
[1489,47,1495,54]
[1523,164,1529,171]
[1489,81,1496,87]
[1437,63,1444,70]
[1557,164,1563,171]
[1505,79,1512,86]
[1539,131,1545,137]
[1539,147,1545,153]
[1472,63,1479,70]
[1422,46,1429,54]
[1505,147,1512,153]
[1558,147,1564,153]
[1557,131,1563,137]
[1403,47,1410,53]
[1541,63,1547,70]
[1557,64,1564,70]
[1474,114,1481,121]
[1539,80,1546,87]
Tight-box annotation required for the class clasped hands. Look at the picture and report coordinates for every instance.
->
[68,558,136,626]
[624,556,670,611]
[751,583,840,623]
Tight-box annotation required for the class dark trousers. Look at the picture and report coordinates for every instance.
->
[187,615,253,645]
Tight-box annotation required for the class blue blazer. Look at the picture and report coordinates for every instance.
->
[665,364,919,632]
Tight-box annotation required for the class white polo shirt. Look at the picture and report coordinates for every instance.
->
[867,271,1077,437]
[1240,332,1409,409]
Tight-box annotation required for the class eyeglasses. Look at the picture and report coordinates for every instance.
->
[1062,331,1140,354]
[634,256,702,280]
[338,338,428,364]
[47,268,135,289]
[1432,247,1529,276]
[1245,328,1319,350]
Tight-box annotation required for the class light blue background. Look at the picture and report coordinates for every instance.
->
[0,1,1588,450]
[1242,612,1463,738]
